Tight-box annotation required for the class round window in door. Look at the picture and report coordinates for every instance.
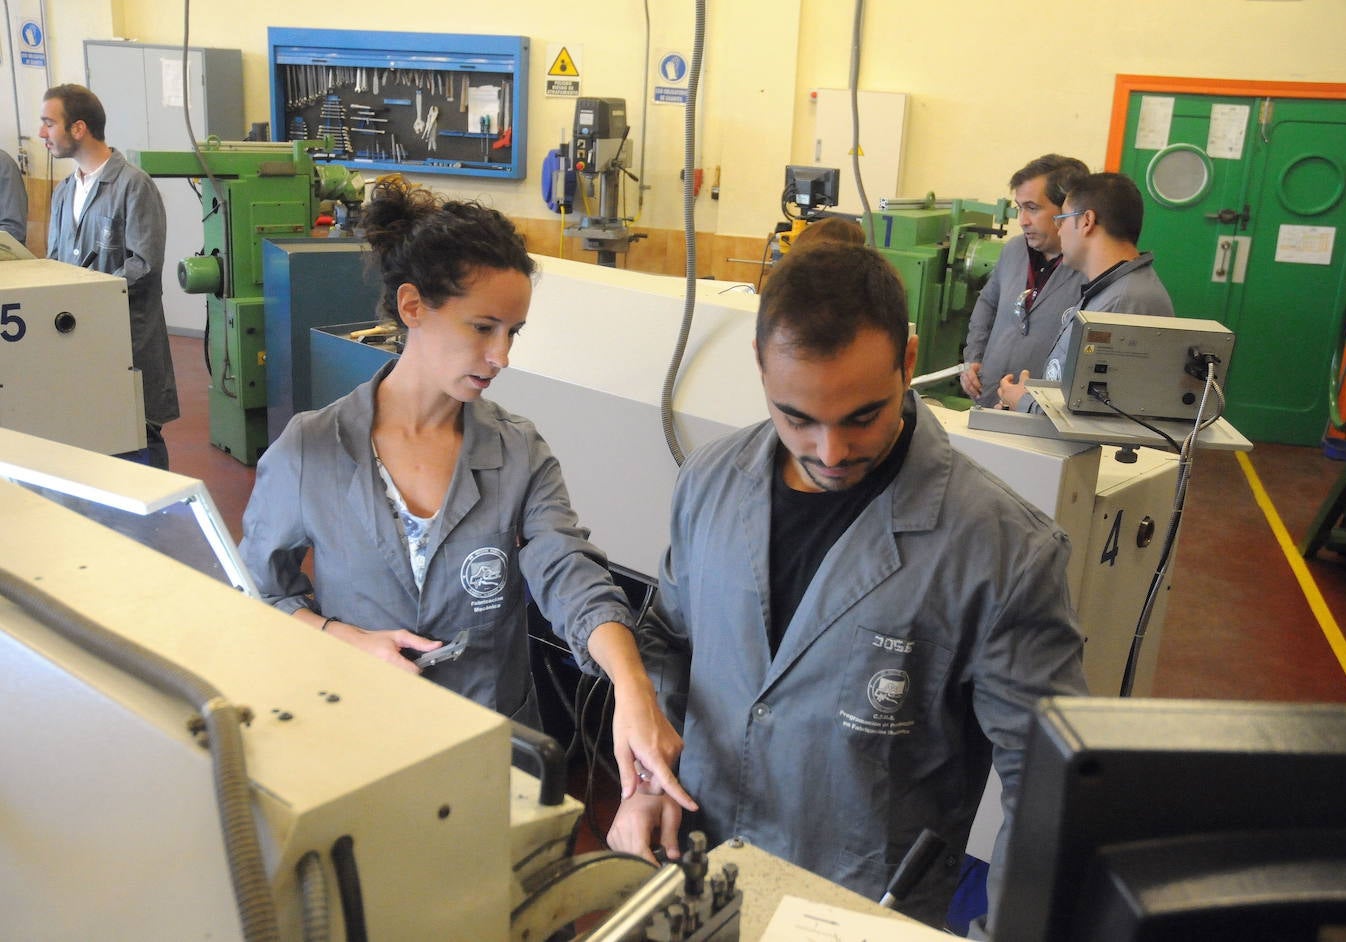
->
[1145,144,1213,208]
[1276,153,1345,217]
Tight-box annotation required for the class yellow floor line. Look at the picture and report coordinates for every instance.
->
[1236,451,1346,677]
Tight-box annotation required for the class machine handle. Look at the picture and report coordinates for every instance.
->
[511,721,568,807]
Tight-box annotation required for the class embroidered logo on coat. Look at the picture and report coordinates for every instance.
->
[461,547,508,599]
[866,669,910,714]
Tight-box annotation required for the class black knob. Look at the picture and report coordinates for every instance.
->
[54,312,77,333]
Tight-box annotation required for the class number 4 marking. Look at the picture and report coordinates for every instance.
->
[1100,509,1124,567]
[1,302,26,342]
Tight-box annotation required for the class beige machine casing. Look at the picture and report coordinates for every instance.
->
[0,450,565,940]
[0,259,146,454]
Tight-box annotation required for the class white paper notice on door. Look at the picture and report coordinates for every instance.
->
[161,57,186,108]
[1136,96,1174,150]
[1275,225,1336,265]
[1207,104,1250,160]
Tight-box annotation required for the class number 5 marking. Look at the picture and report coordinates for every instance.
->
[1,302,26,342]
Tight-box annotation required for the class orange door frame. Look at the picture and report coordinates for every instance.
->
[1105,74,1346,172]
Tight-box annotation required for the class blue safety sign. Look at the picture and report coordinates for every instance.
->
[19,20,46,67]
[659,53,687,83]
[653,50,690,106]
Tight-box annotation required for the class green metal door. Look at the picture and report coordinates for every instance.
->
[1118,92,1346,445]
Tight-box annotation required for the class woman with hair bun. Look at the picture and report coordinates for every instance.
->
[241,180,693,805]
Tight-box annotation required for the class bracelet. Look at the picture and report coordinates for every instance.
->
[320,616,337,632]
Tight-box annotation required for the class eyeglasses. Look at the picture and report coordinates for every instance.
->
[1053,209,1086,224]
[1013,288,1037,335]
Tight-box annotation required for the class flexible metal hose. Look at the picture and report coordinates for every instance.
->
[0,567,280,941]
[297,850,330,942]
[849,0,877,247]
[659,0,706,467]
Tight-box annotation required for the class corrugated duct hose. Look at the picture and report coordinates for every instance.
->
[0,567,281,942]
[659,0,706,467]
[296,850,331,942]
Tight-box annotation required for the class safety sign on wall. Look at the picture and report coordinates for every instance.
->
[653,49,689,105]
[18,19,46,68]
[545,43,581,98]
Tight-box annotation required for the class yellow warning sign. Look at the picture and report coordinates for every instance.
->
[548,47,578,77]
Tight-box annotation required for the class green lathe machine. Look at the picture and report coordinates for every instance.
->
[865,195,1014,402]
[135,140,365,465]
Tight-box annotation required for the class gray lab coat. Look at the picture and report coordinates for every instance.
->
[963,235,1084,407]
[639,393,1086,926]
[240,363,632,725]
[47,149,178,426]
[0,148,26,243]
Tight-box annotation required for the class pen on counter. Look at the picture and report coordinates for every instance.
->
[879,828,948,909]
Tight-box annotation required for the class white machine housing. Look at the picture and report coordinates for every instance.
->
[1063,310,1236,421]
[0,258,146,453]
[0,437,590,940]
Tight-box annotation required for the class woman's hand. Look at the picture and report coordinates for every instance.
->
[316,616,442,675]
[587,621,698,811]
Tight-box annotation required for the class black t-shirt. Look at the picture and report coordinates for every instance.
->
[766,397,917,656]
[1024,246,1064,307]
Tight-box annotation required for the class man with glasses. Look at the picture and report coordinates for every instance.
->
[960,155,1089,407]
[997,172,1173,412]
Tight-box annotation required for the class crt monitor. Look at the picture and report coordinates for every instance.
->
[993,697,1346,941]
[785,165,840,213]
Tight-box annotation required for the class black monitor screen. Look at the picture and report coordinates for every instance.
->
[993,697,1346,942]
[785,165,840,212]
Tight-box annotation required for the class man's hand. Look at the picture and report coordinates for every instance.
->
[607,792,685,864]
[325,621,441,675]
[997,369,1032,411]
[960,362,983,398]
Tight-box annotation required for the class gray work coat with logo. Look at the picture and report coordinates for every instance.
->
[638,392,1087,927]
[240,363,632,726]
[47,149,178,426]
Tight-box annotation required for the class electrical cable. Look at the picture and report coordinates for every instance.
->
[848,0,877,248]
[1088,388,1182,453]
[1118,363,1224,696]
[181,0,236,397]
[658,0,706,466]
[755,228,776,293]
[5,0,26,154]
[635,0,651,219]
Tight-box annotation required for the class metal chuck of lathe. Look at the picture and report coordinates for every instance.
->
[510,831,743,941]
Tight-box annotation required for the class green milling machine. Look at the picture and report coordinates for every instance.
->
[135,140,365,465]
[862,195,1015,404]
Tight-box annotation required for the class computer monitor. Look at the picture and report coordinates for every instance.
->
[784,165,840,214]
[993,697,1346,941]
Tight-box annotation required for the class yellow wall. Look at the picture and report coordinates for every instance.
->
[106,1,798,239]
[795,0,1346,200]
[68,0,1346,242]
